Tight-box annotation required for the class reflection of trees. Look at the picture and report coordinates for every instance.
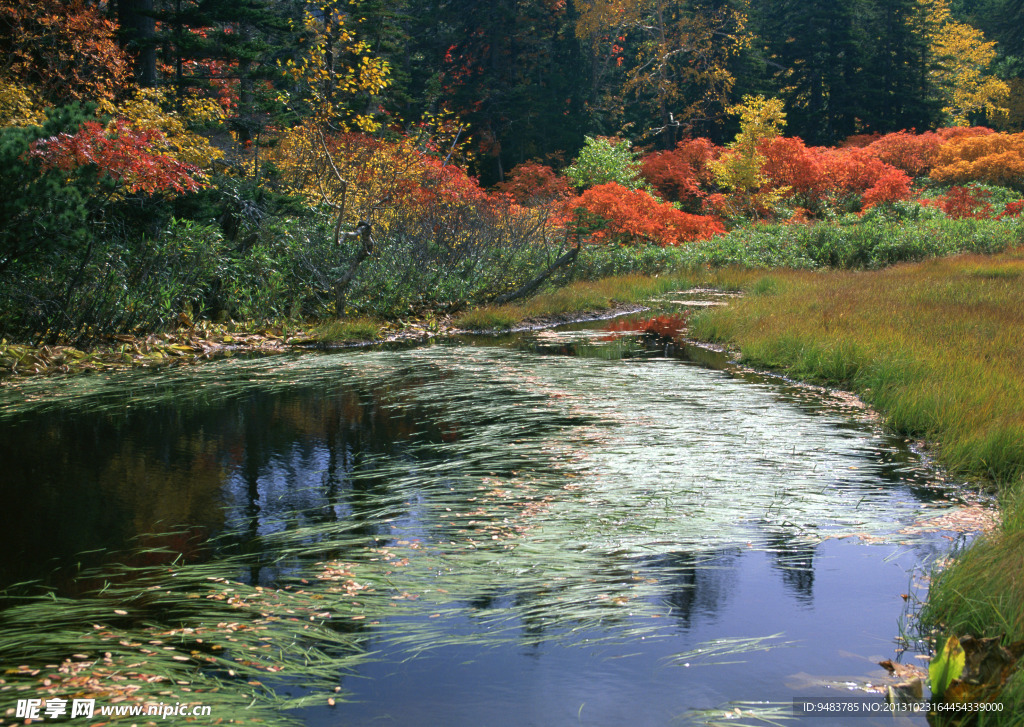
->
[765,532,816,605]
[0,413,226,593]
[453,549,747,643]
[654,549,742,629]
[0,368,453,592]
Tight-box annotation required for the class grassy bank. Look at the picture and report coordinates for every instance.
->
[453,269,764,330]
[688,250,1024,720]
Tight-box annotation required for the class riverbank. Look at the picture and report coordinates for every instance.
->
[0,271,763,380]
[686,249,1024,722]
[2,251,1021,722]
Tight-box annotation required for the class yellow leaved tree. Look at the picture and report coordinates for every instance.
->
[279,3,390,132]
[0,78,45,128]
[265,2,395,312]
[920,0,1009,125]
[710,95,787,214]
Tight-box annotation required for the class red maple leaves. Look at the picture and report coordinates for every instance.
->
[30,120,204,195]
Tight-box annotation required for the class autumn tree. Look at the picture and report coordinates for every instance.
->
[710,95,786,197]
[575,0,751,146]
[922,0,1009,125]
[0,0,132,105]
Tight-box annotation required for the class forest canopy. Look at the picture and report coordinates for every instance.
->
[0,0,1022,345]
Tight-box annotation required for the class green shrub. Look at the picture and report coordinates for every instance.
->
[563,136,649,191]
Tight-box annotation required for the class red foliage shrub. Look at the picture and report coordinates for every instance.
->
[935,185,994,219]
[496,162,572,205]
[997,200,1024,219]
[861,168,914,209]
[934,126,995,141]
[759,136,823,199]
[568,182,725,245]
[408,155,492,209]
[30,119,203,195]
[819,147,891,194]
[839,128,992,179]
[757,137,912,211]
[638,137,719,202]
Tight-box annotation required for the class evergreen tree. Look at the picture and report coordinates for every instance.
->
[155,0,304,142]
[861,0,940,132]
[756,0,864,144]
[402,0,589,183]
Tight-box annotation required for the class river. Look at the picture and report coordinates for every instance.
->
[0,318,978,725]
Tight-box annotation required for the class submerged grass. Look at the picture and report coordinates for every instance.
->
[1,342,945,723]
[0,537,377,724]
[684,701,796,727]
[688,249,1024,722]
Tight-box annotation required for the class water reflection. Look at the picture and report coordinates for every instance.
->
[0,331,968,725]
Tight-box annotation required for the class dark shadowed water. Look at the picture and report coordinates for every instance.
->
[0,320,978,725]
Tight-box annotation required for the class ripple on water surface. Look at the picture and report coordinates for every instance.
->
[0,340,969,725]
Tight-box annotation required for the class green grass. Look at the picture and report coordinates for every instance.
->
[308,316,382,343]
[690,252,1024,485]
[675,216,1023,270]
[918,490,1024,723]
[454,270,768,330]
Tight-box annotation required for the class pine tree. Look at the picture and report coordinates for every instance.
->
[861,0,940,132]
[756,0,864,144]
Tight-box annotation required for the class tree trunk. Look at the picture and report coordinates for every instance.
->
[491,243,580,305]
[118,0,157,86]
[333,222,374,314]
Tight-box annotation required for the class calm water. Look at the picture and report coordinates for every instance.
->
[0,321,974,725]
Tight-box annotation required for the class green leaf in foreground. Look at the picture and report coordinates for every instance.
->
[929,634,966,700]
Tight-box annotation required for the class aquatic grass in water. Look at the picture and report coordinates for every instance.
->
[689,251,1024,723]
[0,343,971,723]
[685,702,797,727]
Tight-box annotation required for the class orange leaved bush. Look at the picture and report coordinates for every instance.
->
[862,131,942,177]
[929,132,1024,189]
[757,137,912,212]
[569,182,725,246]
[758,136,822,199]
[841,127,993,178]
[933,126,995,141]
[860,168,913,209]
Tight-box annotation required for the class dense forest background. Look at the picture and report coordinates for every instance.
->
[5,0,1021,183]
[1,0,1022,346]
[100,0,1024,178]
